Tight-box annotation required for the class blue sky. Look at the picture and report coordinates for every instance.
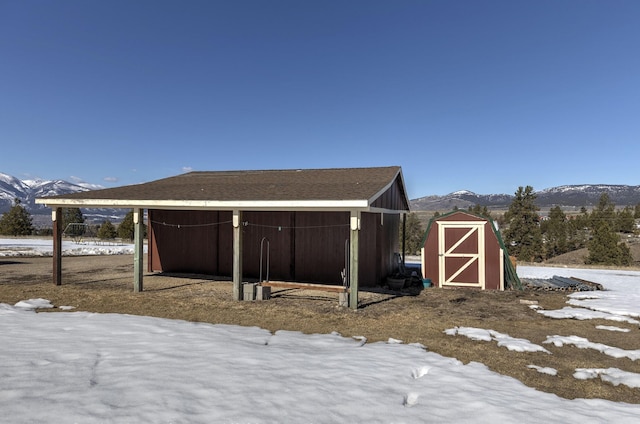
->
[1,0,638,198]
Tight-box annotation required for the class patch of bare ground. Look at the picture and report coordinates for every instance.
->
[1,255,639,404]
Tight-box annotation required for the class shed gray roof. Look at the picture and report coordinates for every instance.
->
[37,166,409,212]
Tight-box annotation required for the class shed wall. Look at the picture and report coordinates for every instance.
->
[148,209,399,287]
[148,209,232,275]
[422,212,503,290]
[371,178,409,211]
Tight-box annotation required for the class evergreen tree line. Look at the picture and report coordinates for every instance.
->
[400,187,638,267]
[3,194,637,267]
[0,200,145,240]
[502,186,636,266]
[0,199,34,236]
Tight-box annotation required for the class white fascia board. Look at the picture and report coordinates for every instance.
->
[36,198,371,211]
[368,207,409,214]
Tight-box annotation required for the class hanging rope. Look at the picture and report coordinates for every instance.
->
[245,222,350,230]
[149,219,233,229]
[149,219,350,230]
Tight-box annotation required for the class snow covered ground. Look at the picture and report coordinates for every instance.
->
[0,237,139,256]
[1,239,640,423]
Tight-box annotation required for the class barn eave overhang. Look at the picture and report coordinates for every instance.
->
[34,197,407,212]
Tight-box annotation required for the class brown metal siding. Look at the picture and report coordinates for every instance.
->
[483,220,502,290]
[382,213,401,280]
[217,211,234,276]
[358,212,378,286]
[293,212,350,284]
[149,209,399,287]
[241,211,294,281]
[358,212,401,286]
[423,224,440,286]
[371,177,409,211]
[148,209,230,275]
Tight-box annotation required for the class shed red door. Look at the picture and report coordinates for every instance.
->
[437,221,485,288]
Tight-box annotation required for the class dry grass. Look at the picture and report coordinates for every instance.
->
[1,255,639,404]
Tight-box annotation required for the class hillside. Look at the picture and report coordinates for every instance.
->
[3,172,640,224]
[410,184,640,212]
[0,172,123,225]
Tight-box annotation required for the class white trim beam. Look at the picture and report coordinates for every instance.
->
[35,198,371,210]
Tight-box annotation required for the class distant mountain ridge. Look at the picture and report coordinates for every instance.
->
[2,172,639,219]
[0,172,122,225]
[410,184,640,211]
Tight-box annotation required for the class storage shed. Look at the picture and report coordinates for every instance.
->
[36,166,410,309]
[420,210,520,290]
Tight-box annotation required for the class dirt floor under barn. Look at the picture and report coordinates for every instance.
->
[1,254,639,404]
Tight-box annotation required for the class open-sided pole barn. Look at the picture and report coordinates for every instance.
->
[420,210,521,290]
[37,167,410,309]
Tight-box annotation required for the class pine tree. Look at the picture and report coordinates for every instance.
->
[62,208,85,237]
[468,204,491,219]
[585,194,633,266]
[97,220,117,240]
[590,193,616,229]
[118,210,135,240]
[586,220,632,266]
[0,198,34,236]
[616,206,636,234]
[117,210,147,240]
[566,212,589,251]
[542,206,568,259]
[503,186,543,262]
[400,213,424,255]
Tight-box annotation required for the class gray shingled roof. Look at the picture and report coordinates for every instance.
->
[37,166,408,211]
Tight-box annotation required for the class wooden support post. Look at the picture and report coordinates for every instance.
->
[233,210,243,301]
[402,212,406,265]
[349,211,360,310]
[52,208,62,286]
[133,208,144,292]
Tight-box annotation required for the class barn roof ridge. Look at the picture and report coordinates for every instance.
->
[36,165,409,213]
[184,165,400,175]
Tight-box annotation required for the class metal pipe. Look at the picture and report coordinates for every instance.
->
[343,238,350,288]
[259,237,270,282]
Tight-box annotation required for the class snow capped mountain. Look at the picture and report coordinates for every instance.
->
[0,173,127,226]
[451,190,476,196]
[411,184,640,211]
[0,173,30,202]
[536,184,640,208]
[411,189,514,211]
[3,171,640,220]
[0,172,92,215]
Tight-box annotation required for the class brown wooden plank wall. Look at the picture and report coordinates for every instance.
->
[371,177,409,211]
[378,212,401,281]
[149,209,400,287]
[148,209,232,275]
[483,220,502,290]
[293,211,350,284]
[241,211,295,281]
[358,213,400,286]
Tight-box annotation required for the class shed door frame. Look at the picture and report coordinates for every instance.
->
[437,221,485,289]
